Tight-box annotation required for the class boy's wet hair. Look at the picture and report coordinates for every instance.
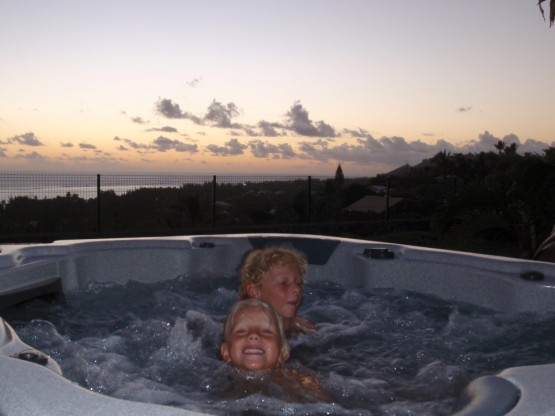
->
[238,246,307,299]
[222,299,290,361]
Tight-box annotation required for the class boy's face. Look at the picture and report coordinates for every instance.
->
[247,262,303,319]
[220,306,284,371]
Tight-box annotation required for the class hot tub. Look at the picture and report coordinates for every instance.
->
[1,233,555,416]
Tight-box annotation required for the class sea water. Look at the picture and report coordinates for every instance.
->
[5,274,555,416]
[0,172,317,199]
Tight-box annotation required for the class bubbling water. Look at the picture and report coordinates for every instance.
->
[6,274,555,416]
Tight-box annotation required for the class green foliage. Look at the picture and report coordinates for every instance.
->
[429,147,555,257]
[442,209,510,249]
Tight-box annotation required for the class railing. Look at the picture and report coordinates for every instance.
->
[0,172,428,243]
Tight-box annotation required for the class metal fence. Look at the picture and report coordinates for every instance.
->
[3,172,405,241]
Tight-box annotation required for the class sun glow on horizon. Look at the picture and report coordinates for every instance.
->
[1,1,554,177]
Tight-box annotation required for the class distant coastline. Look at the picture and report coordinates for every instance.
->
[0,171,338,200]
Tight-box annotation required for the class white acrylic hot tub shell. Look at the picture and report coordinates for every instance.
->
[1,233,555,416]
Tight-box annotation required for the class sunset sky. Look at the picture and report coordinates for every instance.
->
[1,1,554,177]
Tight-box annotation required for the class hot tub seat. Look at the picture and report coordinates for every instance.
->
[1,233,555,416]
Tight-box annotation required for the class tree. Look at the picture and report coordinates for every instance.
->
[334,164,345,187]
[431,143,555,257]
[494,140,506,153]
[539,0,554,27]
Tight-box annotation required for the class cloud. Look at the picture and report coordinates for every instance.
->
[148,96,555,170]
[204,100,241,128]
[186,77,201,88]
[79,143,97,150]
[114,135,198,154]
[152,136,198,153]
[520,138,555,153]
[291,129,553,170]
[61,154,123,165]
[156,98,244,129]
[7,100,544,175]
[285,101,336,137]
[257,120,285,137]
[146,126,178,133]
[114,136,154,151]
[155,98,203,124]
[122,111,148,124]
[343,128,371,138]
[131,116,148,124]
[156,99,184,118]
[467,130,502,151]
[154,126,553,169]
[465,131,554,154]
[248,140,296,159]
[6,132,44,146]
[155,98,340,139]
[14,151,48,160]
[241,125,285,137]
[294,130,460,167]
[501,133,520,146]
[206,138,248,156]
[456,106,473,112]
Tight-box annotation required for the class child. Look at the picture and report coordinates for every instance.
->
[238,246,315,334]
[219,299,326,402]
[220,298,290,373]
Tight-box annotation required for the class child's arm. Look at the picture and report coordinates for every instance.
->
[298,371,328,401]
[283,367,328,401]
[289,316,316,334]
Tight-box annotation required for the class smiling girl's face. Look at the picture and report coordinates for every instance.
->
[220,305,285,372]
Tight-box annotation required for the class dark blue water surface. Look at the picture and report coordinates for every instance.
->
[5,274,555,416]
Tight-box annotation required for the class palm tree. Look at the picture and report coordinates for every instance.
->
[431,147,555,258]
[539,0,554,27]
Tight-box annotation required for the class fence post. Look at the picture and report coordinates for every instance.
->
[306,176,312,225]
[96,174,101,233]
[212,175,217,228]
[385,176,391,223]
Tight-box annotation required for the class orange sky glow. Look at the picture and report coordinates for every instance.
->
[1,1,554,177]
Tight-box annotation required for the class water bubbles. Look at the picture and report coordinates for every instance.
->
[8,276,555,416]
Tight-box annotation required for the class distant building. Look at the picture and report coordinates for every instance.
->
[381,159,436,178]
[384,163,413,177]
[344,195,404,214]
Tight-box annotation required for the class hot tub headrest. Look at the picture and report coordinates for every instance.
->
[248,236,340,265]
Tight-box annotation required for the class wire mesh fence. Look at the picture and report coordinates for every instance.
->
[0,171,437,245]
[2,172,372,240]
[0,172,99,200]
[0,173,332,199]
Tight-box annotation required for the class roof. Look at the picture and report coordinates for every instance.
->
[383,159,435,177]
[344,195,403,214]
[384,163,412,177]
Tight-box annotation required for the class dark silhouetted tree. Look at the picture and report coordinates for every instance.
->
[539,0,554,26]
[334,164,345,187]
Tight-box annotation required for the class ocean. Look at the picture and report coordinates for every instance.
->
[0,172,324,200]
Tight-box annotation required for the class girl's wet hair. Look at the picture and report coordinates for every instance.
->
[238,246,307,299]
[222,298,290,361]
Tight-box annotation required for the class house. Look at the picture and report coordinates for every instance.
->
[384,163,413,177]
[344,195,404,214]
